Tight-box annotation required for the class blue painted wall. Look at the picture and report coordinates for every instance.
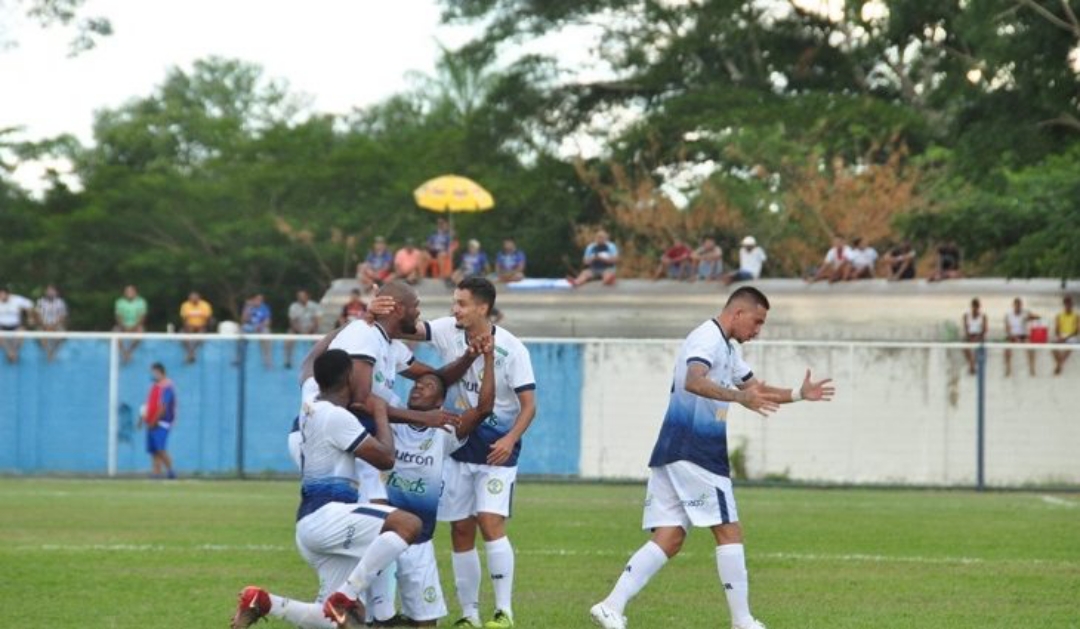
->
[0,337,582,477]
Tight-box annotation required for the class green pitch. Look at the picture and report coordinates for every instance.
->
[1,479,1078,628]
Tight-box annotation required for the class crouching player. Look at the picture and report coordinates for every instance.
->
[231,349,421,629]
[366,335,497,626]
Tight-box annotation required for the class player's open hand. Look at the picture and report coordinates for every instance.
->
[800,369,835,402]
[368,293,396,317]
[487,435,516,465]
[739,384,780,416]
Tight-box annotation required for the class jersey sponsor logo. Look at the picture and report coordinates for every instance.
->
[486,478,504,494]
[386,471,428,495]
[395,450,436,467]
[423,586,438,603]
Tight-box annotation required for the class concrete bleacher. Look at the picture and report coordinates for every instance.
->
[318,277,1078,341]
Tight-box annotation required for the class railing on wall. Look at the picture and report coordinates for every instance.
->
[1,331,1077,488]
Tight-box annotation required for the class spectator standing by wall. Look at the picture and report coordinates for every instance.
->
[33,284,68,362]
[179,291,213,364]
[138,362,177,479]
[1004,297,1039,377]
[1053,296,1078,376]
[284,289,320,369]
[692,237,723,281]
[241,293,273,368]
[721,236,767,286]
[495,238,526,283]
[0,287,32,363]
[569,229,619,287]
[962,298,988,375]
[357,236,393,292]
[115,285,148,364]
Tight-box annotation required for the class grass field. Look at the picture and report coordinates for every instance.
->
[1,479,1078,628]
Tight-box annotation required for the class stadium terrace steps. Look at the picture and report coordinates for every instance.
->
[318,277,1078,341]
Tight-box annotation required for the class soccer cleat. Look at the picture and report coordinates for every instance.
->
[230,586,270,629]
[372,613,411,627]
[483,610,514,629]
[451,617,483,628]
[322,592,367,629]
[589,602,626,629]
[732,618,767,629]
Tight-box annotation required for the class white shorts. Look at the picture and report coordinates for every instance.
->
[437,459,517,522]
[395,541,447,621]
[642,461,738,531]
[295,502,396,602]
[356,460,388,502]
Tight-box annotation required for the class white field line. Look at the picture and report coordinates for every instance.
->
[15,544,1078,569]
[1039,495,1078,508]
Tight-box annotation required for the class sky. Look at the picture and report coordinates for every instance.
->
[0,0,481,190]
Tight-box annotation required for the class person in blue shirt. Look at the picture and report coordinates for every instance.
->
[590,287,835,629]
[241,293,273,367]
[451,239,490,286]
[138,363,178,479]
[569,229,619,287]
[495,238,526,283]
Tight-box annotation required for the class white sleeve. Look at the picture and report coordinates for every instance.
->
[731,343,754,384]
[391,340,415,372]
[425,317,459,357]
[507,341,536,394]
[684,325,716,369]
[326,407,368,453]
[329,322,380,364]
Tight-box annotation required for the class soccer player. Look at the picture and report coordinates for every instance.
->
[406,277,537,629]
[366,337,497,626]
[231,349,421,629]
[589,286,835,629]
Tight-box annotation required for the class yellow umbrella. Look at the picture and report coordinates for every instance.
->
[413,175,495,213]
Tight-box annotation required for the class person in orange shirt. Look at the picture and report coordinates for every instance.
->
[393,239,427,285]
[1053,295,1079,376]
[180,291,213,363]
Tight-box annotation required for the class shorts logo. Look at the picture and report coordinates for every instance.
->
[680,493,708,508]
[643,494,653,507]
[343,525,356,549]
[423,586,437,603]
[486,479,504,494]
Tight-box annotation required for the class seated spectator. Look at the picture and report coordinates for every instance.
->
[929,241,963,282]
[357,236,393,292]
[179,291,213,364]
[451,239,491,286]
[691,236,723,281]
[1004,297,1039,377]
[240,293,273,368]
[721,236,767,286]
[338,289,367,326]
[426,217,455,279]
[393,238,426,285]
[495,237,526,283]
[962,298,987,375]
[884,241,917,281]
[654,239,693,280]
[1053,295,1078,376]
[34,284,68,362]
[284,289,321,370]
[842,238,878,280]
[807,236,851,284]
[0,287,32,364]
[115,284,148,364]
[569,229,619,287]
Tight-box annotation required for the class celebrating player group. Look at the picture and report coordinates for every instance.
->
[229,281,833,629]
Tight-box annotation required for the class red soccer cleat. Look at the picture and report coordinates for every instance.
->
[230,586,270,628]
[322,591,367,629]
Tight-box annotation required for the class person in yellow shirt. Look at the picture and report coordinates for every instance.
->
[1053,295,1078,376]
[180,291,213,363]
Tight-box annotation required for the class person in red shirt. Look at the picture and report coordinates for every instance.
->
[655,239,693,280]
[138,363,178,479]
[337,289,368,326]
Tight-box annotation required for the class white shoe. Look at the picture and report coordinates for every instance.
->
[590,602,627,629]
[733,618,767,629]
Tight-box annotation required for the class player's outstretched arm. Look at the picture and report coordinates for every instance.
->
[744,369,834,403]
[455,339,496,440]
[354,395,395,470]
[348,358,457,428]
[686,363,779,416]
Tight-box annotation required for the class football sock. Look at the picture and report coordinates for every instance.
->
[341,532,408,600]
[485,536,515,617]
[452,548,482,621]
[603,540,668,614]
[366,561,397,621]
[716,543,753,626]
[268,594,335,629]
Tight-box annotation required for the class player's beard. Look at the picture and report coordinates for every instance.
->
[401,318,418,335]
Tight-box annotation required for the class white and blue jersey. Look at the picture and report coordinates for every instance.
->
[424,317,536,467]
[385,424,465,543]
[647,319,754,478]
[296,400,369,521]
[329,321,415,413]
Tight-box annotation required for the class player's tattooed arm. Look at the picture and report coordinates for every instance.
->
[684,362,779,416]
[354,394,395,470]
[744,370,835,404]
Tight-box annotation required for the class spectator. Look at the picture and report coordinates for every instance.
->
[884,241,917,281]
[284,289,321,369]
[33,284,68,362]
[842,238,879,281]
[1004,297,1039,377]
[1053,295,1078,376]
[393,238,426,285]
[495,237,527,283]
[451,239,490,286]
[929,241,963,282]
[721,236,767,286]
[654,238,693,280]
[114,285,148,364]
[138,362,177,479]
[240,293,273,368]
[569,229,619,287]
[691,236,723,281]
[0,287,32,363]
[338,288,367,326]
[962,298,988,375]
[357,236,393,292]
[807,236,851,284]
[426,217,455,279]
[179,291,213,364]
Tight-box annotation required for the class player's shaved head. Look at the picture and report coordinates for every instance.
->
[724,286,770,312]
[377,281,417,305]
[314,349,352,392]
